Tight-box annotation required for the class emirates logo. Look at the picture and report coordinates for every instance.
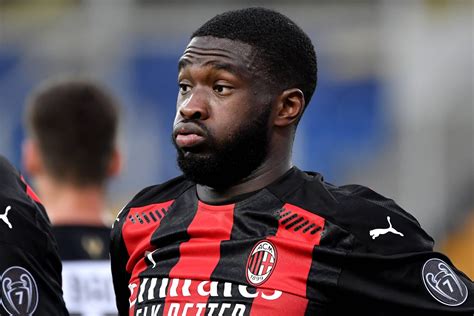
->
[246,240,277,286]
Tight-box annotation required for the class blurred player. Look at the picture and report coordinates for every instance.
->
[0,155,69,315]
[110,7,473,316]
[23,78,121,316]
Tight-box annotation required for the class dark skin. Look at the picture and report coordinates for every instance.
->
[173,36,305,204]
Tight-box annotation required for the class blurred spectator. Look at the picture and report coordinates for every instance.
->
[22,78,121,316]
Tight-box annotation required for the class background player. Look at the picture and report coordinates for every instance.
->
[110,7,474,315]
[23,78,121,316]
[0,155,69,315]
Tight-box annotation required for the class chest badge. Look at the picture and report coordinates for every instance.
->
[246,240,277,286]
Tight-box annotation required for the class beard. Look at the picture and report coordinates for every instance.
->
[173,106,272,189]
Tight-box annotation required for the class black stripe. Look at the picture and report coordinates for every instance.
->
[281,213,298,225]
[252,252,263,275]
[279,210,292,219]
[294,220,309,232]
[142,213,151,223]
[303,223,316,233]
[252,252,262,275]
[286,216,304,230]
[305,221,354,313]
[149,211,157,222]
[310,226,322,235]
[206,189,283,316]
[137,187,199,316]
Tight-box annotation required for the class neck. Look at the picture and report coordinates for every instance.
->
[34,176,108,226]
[196,141,292,204]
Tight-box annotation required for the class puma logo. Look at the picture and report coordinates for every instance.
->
[146,250,158,268]
[0,206,12,229]
[369,216,404,239]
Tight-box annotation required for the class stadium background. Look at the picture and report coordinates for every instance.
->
[0,0,472,277]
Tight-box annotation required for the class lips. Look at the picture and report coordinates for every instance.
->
[173,122,207,148]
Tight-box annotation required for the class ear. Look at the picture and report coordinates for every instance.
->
[107,147,122,177]
[22,139,43,176]
[273,88,305,127]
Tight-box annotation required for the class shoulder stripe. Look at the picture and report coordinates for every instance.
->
[122,200,174,315]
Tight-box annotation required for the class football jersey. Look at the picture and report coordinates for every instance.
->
[53,225,117,316]
[0,155,69,315]
[110,167,474,315]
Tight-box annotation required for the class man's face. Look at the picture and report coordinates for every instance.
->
[172,36,274,188]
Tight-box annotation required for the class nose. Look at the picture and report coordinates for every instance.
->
[178,89,209,120]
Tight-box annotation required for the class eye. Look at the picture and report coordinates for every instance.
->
[179,83,191,94]
[213,84,233,95]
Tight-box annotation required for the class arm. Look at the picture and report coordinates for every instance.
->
[323,183,474,314]
[0,155,68,315]
[334,250,473,315]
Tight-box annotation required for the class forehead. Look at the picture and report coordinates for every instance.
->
[179,36,256,72]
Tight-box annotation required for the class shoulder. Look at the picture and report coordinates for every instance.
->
[0,158,55,257]
[129,175,193,208]
[0,155,41,209]
[112,175,193,225]
[283,169,434,255]
[0,155,22,193]
[328,183,433,253]
[0,155,45,236]
[0,155,16,172]
[0,157,62,283]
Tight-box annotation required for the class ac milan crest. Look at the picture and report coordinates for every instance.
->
[246,240,277,286]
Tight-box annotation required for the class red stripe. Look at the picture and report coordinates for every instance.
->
[256,252,265,275]
[20,176,42,204]
[253,252,262,275]
[162,201,234,315]
[249,254,256,274]
[251,252,262,275]
[122,200,174,316]
[250,203,325,315]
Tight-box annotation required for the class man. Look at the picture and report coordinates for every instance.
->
[23,79,121,316]
[110,7,474,315]
[0,155,69,315]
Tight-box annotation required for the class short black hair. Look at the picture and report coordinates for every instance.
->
[25,79,119,186]
[192,7,317,108]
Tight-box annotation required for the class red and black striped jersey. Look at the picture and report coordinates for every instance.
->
[0,155,69,315]
[110,167,474,315]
